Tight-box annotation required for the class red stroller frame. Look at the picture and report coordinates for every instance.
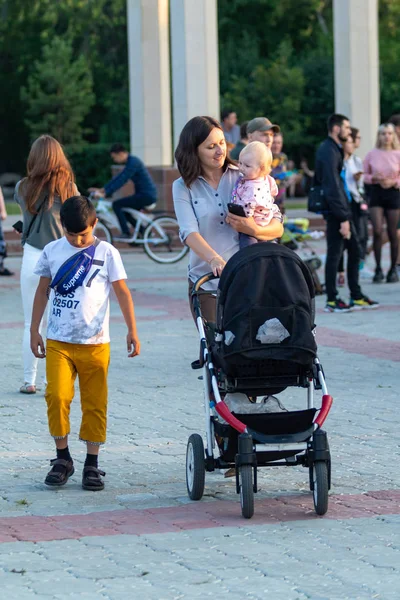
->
[186,248,333,519]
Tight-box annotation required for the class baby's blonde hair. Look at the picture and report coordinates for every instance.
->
[239,141,273,173]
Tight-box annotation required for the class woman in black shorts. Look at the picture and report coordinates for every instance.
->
[363,123,400,283]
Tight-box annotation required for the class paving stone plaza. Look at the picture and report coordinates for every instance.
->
[0,241,399,599]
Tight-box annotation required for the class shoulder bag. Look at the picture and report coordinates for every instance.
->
[23,195,48,244]
[307,183,328,214]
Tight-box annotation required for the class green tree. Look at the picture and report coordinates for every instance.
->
[379,0,400,119]
[0,0,128,171]
[222,42,306,148]
[218,0,333,160]
[21,36,94,145]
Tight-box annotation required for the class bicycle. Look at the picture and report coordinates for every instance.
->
[91,195,189,264]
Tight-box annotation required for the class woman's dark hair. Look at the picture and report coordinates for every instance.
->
[174,116,235,188]
[350,127,359,142]
[60,196,97,233]
[240,121,249,139]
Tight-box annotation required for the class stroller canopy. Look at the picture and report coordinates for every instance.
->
[215,243,317,367]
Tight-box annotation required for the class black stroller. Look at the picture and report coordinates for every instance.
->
[186,243,333,519]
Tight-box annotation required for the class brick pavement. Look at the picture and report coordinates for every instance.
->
[0,245,399,599]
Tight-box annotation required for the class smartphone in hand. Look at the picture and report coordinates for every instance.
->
[227,203,247,217]
[13,220,23,234]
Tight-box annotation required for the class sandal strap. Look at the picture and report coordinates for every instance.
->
[49,458,70,467]
[20,383,36,393]
[83,466,106,477]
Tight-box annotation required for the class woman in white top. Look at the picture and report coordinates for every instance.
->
[173,116,283,325]
[15,135,78,394]
[344,132,369,261]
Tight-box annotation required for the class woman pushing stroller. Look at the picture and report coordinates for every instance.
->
[173,117,333,519]
[172,115,284,325]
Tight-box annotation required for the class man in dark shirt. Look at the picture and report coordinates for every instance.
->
[314,114,377,312]
[90,143,157,239]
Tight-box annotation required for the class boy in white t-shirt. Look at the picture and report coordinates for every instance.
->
[31,196,140,491]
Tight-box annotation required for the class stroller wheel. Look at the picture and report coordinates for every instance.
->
[239,466,254,519]
[186,434,205,501]
[311,461,329,516]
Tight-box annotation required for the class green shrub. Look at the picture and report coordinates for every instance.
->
[21,37,95,146]
[66,143,116,193]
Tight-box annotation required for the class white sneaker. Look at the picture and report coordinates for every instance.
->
[359,267,374,279]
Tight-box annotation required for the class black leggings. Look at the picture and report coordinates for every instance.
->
[369,206,400,271]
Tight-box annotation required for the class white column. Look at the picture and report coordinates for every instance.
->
[333,0,380,158]
[170,0,220,150]
[127,0,172,166]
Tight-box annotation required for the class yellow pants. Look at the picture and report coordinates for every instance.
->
[45,340,110,445]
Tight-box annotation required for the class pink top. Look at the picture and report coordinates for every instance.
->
[231,175,280,226]
[363,148,400,187]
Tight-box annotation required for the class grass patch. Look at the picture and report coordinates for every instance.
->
[285,201,307,211]
[5,202,21,215]
[15,498,30,506]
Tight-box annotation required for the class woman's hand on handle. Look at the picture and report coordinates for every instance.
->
[208,255,226,276]
[185,232,227,275]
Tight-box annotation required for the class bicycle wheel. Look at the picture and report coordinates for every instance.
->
[94,219,113,244]
[143,216,189,264]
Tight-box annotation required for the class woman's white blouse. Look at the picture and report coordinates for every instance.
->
[173,165,241,290]
[173,164,282,290]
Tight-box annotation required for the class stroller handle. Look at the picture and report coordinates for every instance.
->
[191,273,219,294]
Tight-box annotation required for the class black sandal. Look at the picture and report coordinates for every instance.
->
[45,458,75,486]
[82,466,105,491]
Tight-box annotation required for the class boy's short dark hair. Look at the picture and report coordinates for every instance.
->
[327,113,349,132]
[240,121,249,139]
[60,196,97,233]
[221,108,235,122]
[109,143,127,154]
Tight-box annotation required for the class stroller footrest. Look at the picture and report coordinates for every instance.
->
[255,442,308,453]
[247,425,315,445]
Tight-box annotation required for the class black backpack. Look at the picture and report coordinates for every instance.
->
[308,182,328,214]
